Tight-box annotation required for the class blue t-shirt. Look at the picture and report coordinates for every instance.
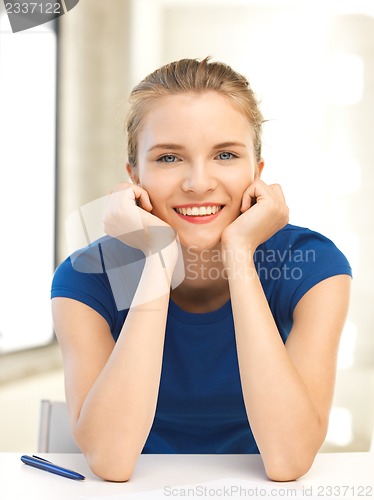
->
[51,224,352,454]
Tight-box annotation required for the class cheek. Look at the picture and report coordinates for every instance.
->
[137,171,158,195]
[226,173,253,197]
[140,169,176,196]
[140,180,170,215]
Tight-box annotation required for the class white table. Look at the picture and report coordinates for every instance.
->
[1,452,373,499]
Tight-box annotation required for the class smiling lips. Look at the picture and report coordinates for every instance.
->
[173,204,224,224]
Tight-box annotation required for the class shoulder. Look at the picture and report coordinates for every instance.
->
[52,238,111,294]
[264,223,337,248]
[52,236,145,289]
[51,251,116,331]
[51,237,143,333]
[259,223,351,272]
[256,224,352,341]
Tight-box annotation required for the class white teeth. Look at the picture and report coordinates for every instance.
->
[175,205,222,216]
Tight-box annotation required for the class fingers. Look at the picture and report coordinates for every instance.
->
[134,186,153,212]
[240,180,267,212]
[269,183,286,204]
[240,180,285,212]
[111,182,153,212]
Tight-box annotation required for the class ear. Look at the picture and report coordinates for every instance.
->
[126,163,140,185]
[255,158,265,180]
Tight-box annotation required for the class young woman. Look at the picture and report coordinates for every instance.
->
[51,57,352,482]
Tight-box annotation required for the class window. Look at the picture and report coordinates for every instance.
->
[0,10,57,353]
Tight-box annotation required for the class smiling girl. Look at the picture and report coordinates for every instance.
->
[51,58,352,482]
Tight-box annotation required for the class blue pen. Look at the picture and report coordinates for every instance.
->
[21,455,85,481]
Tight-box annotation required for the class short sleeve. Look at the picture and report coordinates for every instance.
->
[256,225,352,341]
[51,236,147,334]
[288,236,351,317]
[51,255,118,331]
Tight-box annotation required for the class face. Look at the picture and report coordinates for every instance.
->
[129,91,262,251]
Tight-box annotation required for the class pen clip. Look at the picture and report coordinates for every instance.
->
[32,455,53,464]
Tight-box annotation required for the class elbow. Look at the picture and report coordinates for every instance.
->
[73,427,139,482]
[92,467,133,483]
[264,455,314,482]
[79,440,139,482]
[262,429,323,482]
[266,467,309,483]
[87,453,136,482]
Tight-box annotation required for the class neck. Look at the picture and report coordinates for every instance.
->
[170,244,230,313]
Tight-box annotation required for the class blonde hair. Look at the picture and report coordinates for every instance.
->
[126,57,264,168]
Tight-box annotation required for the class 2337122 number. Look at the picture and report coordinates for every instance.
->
[316,485,373,497]
[5,2,62,15]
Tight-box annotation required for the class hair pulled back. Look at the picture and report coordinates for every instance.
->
[127,57,264,168]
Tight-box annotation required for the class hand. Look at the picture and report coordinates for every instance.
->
[103,182,178,265]
[221,180,289,253]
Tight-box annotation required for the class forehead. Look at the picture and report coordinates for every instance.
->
[138,91,254,147]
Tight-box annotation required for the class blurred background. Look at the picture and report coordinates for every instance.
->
[0,0,373,453]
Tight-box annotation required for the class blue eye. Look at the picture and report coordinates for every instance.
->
[158,154,178,163]
[217,151,236,161]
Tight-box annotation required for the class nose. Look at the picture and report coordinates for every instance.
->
[181,161,217,195]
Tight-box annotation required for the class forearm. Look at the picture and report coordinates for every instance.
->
[75,253,173,481]
[224,246,324,480]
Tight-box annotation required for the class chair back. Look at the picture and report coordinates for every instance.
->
[37,400,80,453]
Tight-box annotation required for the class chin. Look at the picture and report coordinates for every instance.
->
[179,233,222,253]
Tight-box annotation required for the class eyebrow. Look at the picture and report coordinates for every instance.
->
[147,143,185,152]
[213,142,247,149]
[147,141,247,152]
